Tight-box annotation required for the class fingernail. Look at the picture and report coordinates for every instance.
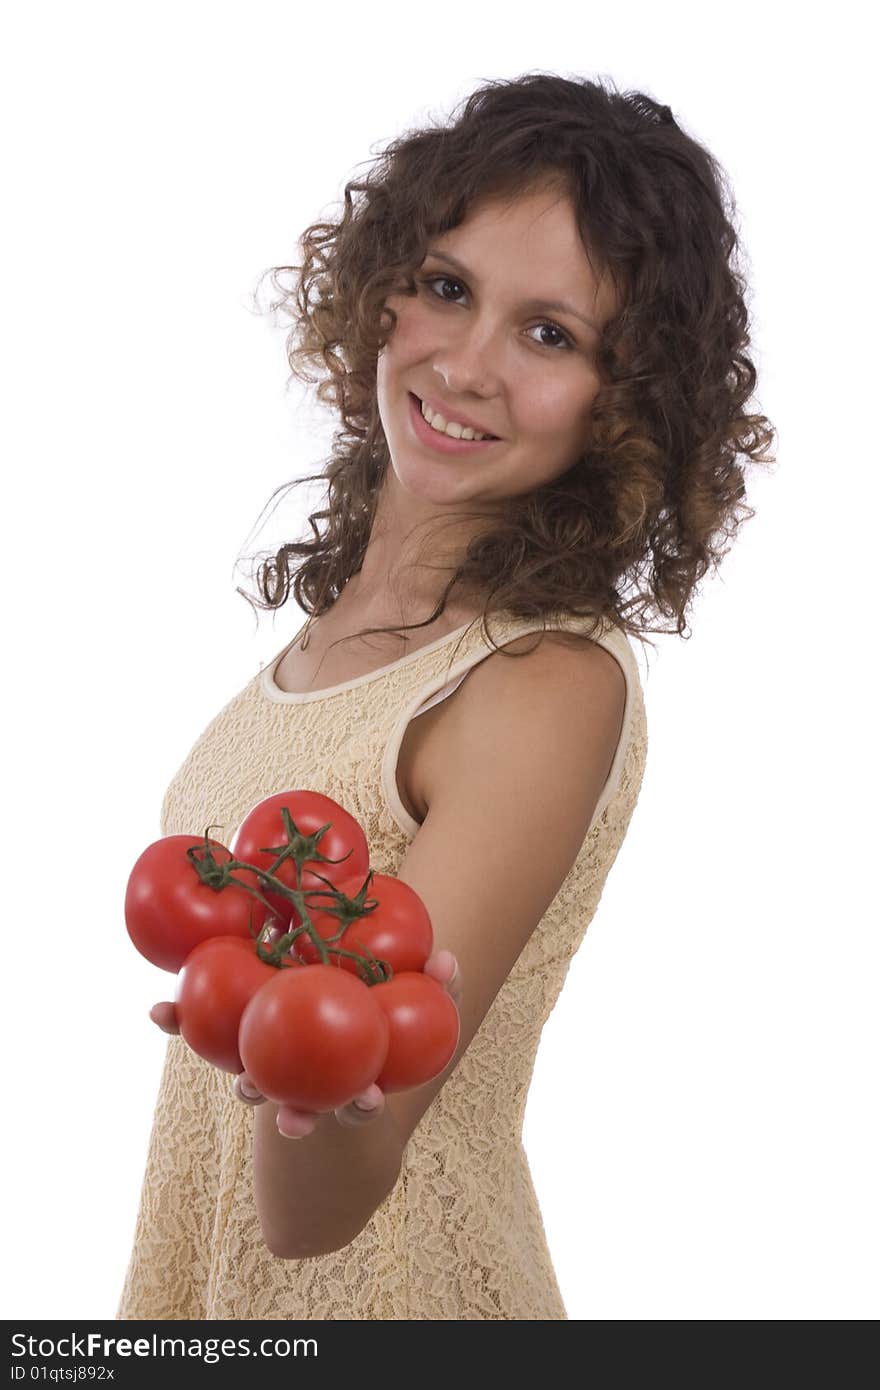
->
[354,1097,378,1111]
[278,1122,306,1139]
[240,1080,260,1099]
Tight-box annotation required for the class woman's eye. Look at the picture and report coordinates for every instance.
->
[422,274,466,304]
[528,323,571,350]
[418,275,573,351]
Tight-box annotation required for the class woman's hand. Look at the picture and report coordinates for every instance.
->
[148,948,462,1139]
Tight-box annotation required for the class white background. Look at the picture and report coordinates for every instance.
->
[2,0,876,1322]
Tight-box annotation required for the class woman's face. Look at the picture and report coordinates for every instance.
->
[376,182,618,512]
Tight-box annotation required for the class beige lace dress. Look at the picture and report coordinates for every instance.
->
[116,607,649,1320]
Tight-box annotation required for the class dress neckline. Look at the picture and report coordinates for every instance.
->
[260,618,477,705]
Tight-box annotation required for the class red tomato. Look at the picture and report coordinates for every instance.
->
[175,936,283,1074]
[125,835,270,973]
[238,964,389,1113]
[230,790,370,928]
[294,872,433,980]
[371,972,460,1094]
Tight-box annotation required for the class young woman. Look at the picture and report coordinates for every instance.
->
[117,72,775,1321]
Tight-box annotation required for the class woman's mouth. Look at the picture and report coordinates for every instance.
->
[407,393,502,456]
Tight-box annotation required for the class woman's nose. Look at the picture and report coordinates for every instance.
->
[432,321,502,398]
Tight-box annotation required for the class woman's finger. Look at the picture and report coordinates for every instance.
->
[424,949,461,1005]
[276,1105,318,1138]
[335,1083,385,1128]
[233,1072,267,1106]
[149,1001,180,1035]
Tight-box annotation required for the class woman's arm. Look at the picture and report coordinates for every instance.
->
[248,632,626,1258]
[252,1083,406,1258]
[383,632,626,1153]
[151,958,459,1260]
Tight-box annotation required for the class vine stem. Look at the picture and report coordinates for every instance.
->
[186,825,391,985]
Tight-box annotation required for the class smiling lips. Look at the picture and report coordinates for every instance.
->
[416,394,499,440]
[408,393,502,455]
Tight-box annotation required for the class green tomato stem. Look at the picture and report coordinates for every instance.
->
[187,820,392,984]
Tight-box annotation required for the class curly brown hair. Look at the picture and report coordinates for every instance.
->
[236,70,776,662]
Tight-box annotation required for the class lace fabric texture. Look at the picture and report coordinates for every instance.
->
[116,609,649,1320]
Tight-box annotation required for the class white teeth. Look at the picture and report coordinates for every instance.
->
[419,398,491,441]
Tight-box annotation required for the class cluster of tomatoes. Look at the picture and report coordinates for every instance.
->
[124,789,460,1114]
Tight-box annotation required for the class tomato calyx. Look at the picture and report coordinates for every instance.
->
[186,818,394,985]
[248,805,359,880]
[288,871,394,986]
[183,831,242,891]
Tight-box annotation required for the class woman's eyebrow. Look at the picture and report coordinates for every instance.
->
[423,247,601,334]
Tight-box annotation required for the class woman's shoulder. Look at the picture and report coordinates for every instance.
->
[470,612,626,706]
[403,605,636,830]
[466,605,633,677]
